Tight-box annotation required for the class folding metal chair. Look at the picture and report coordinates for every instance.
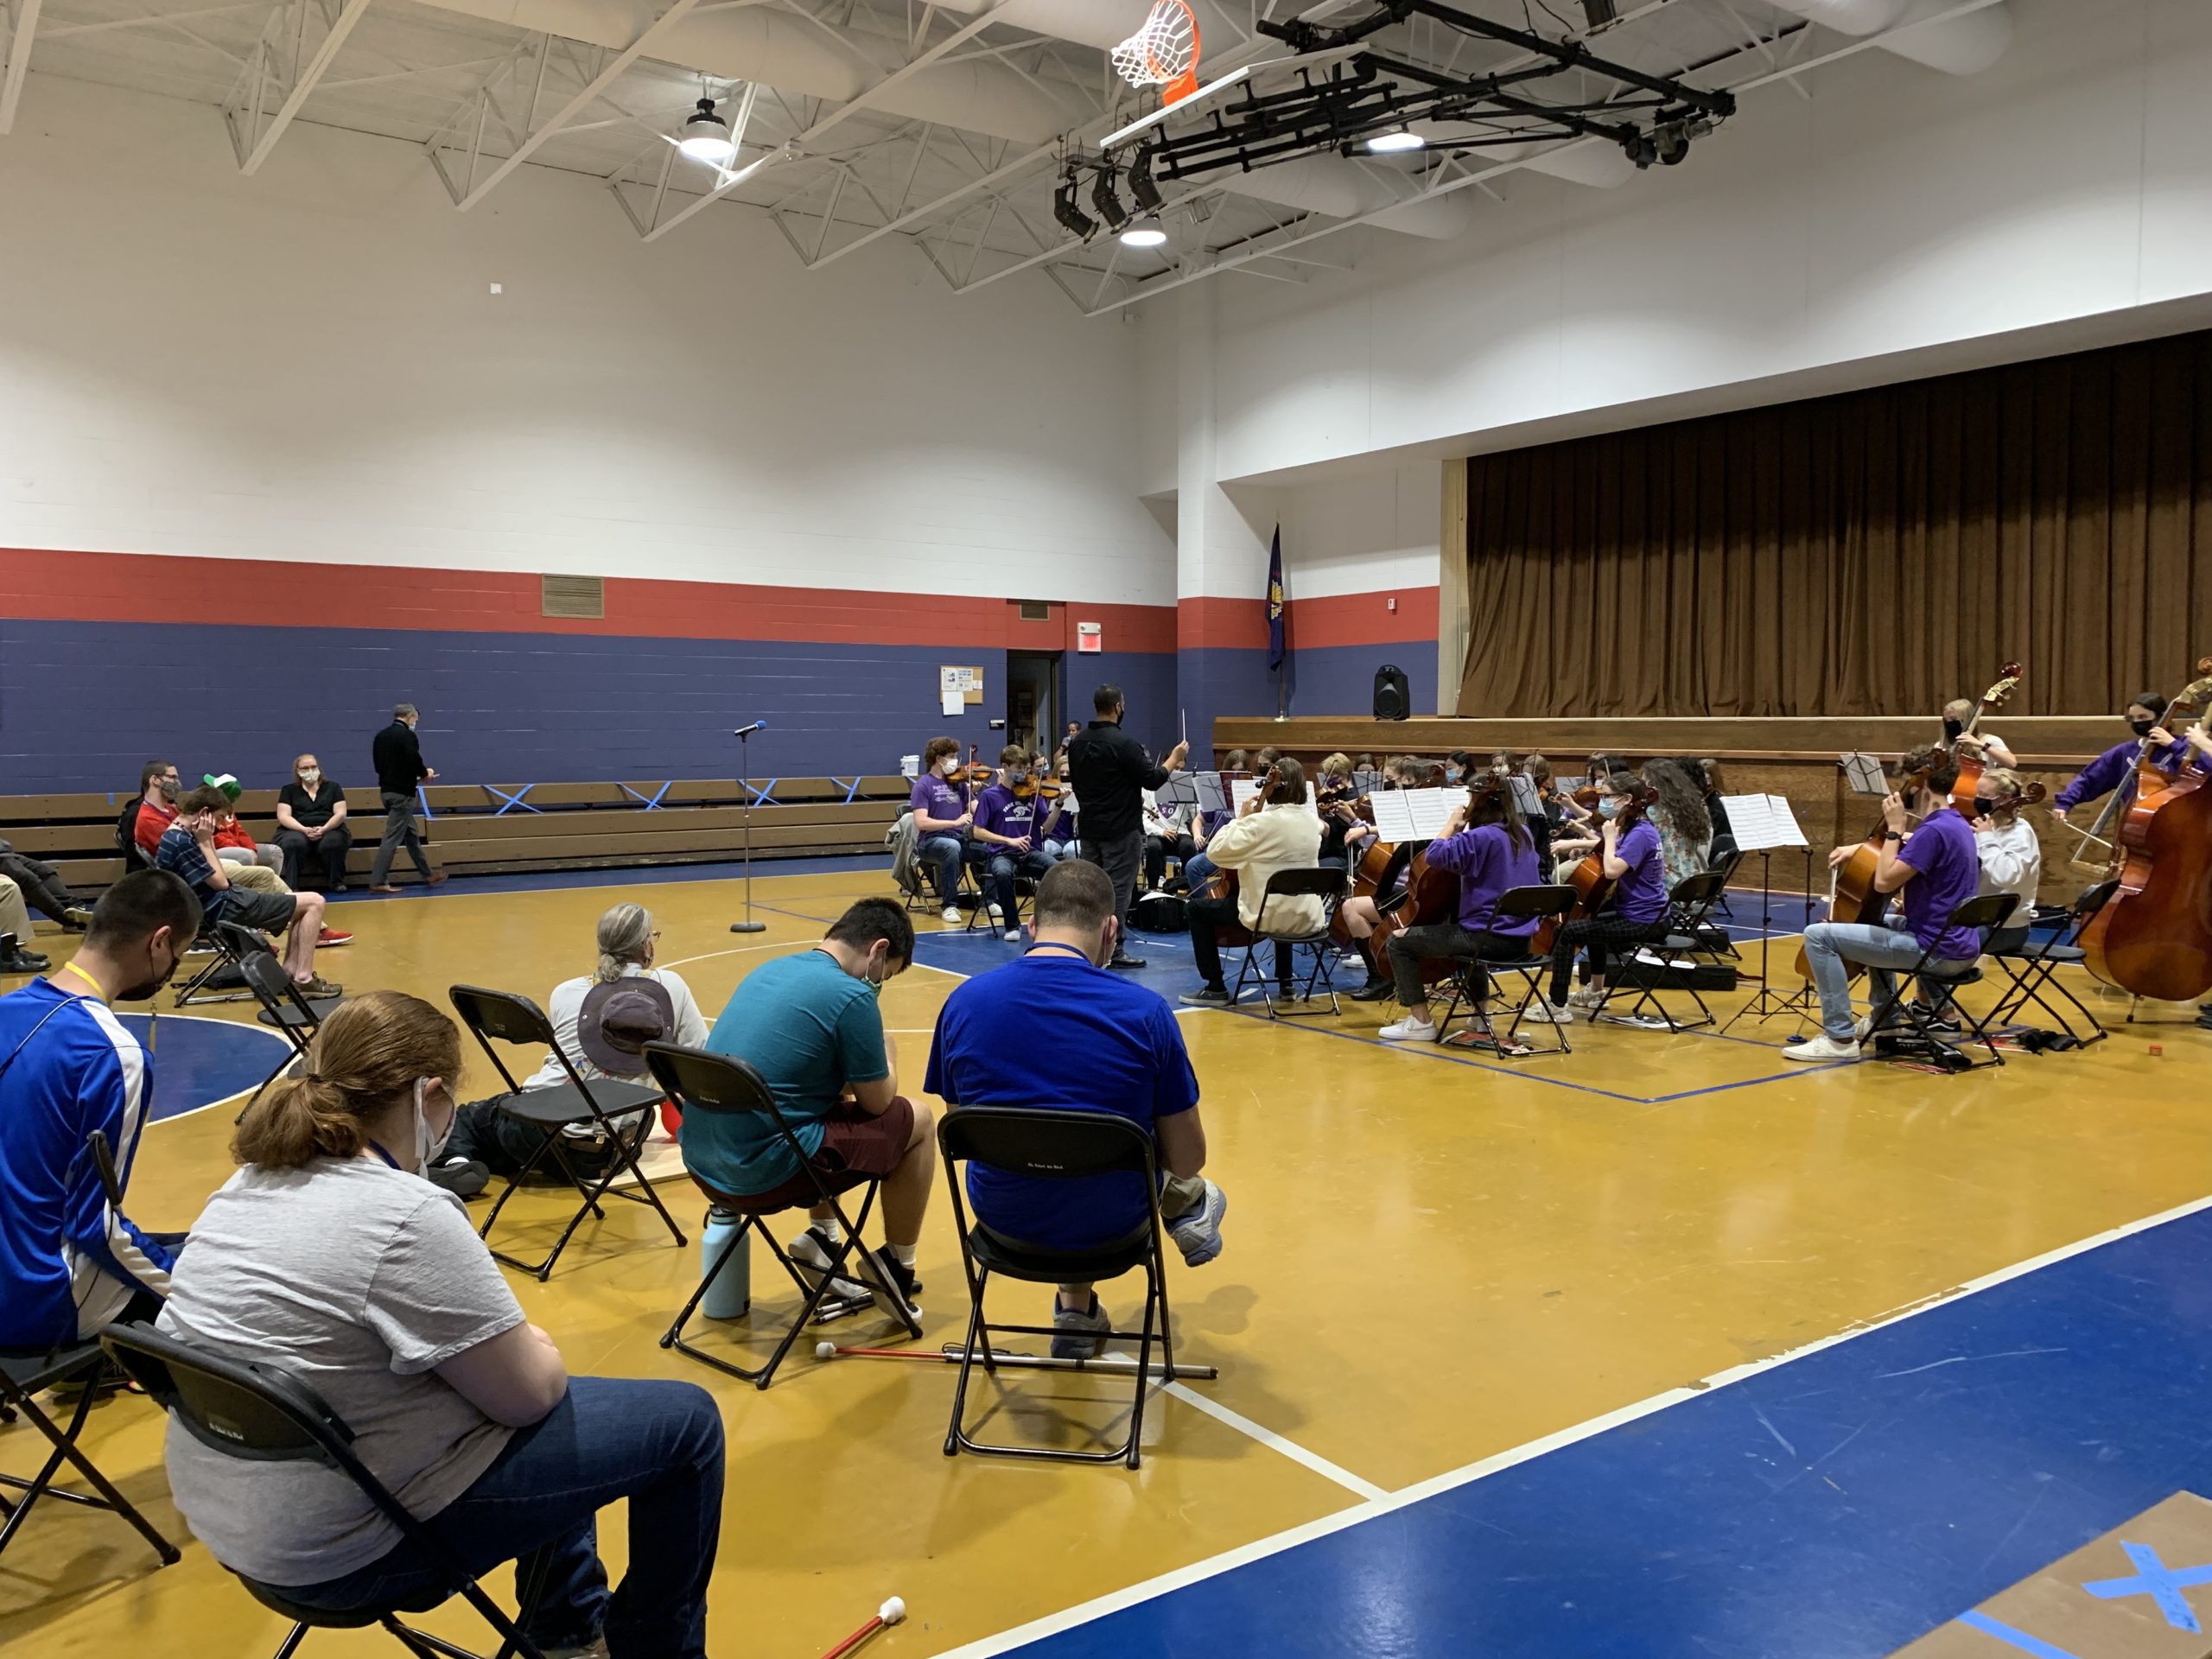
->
[1226,868,1346,1019]
[103,1323,554,1659]
[1608,868,1738,1033]
[449,986,685,1281]
[172,912,256,1007]
[1980,880,2116,1048]
[938,1107,1209,1471]
[641,1042,918,1389]
[226,924,342,1096]
[1864,893,2019,1070]
[963,854,1045,936]
[1432,885,1580,1055]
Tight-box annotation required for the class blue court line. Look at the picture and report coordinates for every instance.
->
[323,852,888,905]
[1955,1611,2082,1658]
[997,1201,2212,1659]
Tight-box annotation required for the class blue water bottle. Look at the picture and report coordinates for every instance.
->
[699,1208,751,1319]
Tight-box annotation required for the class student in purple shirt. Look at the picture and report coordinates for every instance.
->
[2050,692,2202,823]
[1531,769,1672,1029]
[1788,746,1986,1063]
[1377,781,1542,1041]
[908,736,976,923]
[969,746,1056,941]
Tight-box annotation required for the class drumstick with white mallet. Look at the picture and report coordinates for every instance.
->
[819,1596,906,1659]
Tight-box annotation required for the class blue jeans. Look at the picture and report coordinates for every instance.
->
[978,849,1055,925]
[1042,839,1076,862]
[1183,851,1216,893]
[278,1376,724,1659]
[1802,917,1973,1042]
[918,835,965,903]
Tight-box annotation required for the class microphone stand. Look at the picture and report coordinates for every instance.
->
[730,723,766,934]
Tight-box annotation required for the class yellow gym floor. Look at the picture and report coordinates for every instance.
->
[7,864,2212,1659]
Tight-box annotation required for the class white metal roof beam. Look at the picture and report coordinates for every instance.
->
[228,0,373,175]
[0,0,43,133]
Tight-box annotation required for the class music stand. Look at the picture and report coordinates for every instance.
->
[1716,793,1815,1028]
[729,722,767,934]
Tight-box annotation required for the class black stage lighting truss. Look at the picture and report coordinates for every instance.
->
[1136,0,1735,185]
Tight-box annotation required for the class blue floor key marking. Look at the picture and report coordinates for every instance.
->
[2082,1540,2212,1631]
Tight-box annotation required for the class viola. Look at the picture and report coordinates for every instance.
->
[1792,762,1934,986]
[2081,657,2212,1001]
[1946,659,2024,815]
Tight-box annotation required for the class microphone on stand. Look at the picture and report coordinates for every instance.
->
[730,720,769,933]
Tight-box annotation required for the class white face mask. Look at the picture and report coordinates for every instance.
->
[299,768,321,786]
[412,1077,454,1176]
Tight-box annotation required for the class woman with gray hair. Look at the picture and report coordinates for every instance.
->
[445,901,708,1183]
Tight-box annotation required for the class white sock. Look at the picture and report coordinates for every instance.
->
[887,1242,917,1268]
[812,1217,845,1246]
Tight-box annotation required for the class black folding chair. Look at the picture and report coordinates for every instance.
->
[227,925,343,1096]
[173,909,256,1007]
[102,1323,553,1659]
[449,986,684,1281]
[1608,866,1738,1033]
[642,1042,918,1389]
[938,1107,1205,1470]
[1432,885,1580,1055]
[1981,880,2116,1048]
[1226,868,1347,1019]
[1864,893,2019,1070]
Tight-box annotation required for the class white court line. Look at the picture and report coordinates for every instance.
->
[1162,1382,1387,1501]
[926,1188,2212,1659]
[658,939,814,973]
[129,1013,291,1125]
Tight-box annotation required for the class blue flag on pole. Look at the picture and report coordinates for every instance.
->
[1266,526,1286,670]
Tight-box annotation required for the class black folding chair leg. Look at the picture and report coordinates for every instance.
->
[268,1623,311,1659]
[0,1379,180,1567]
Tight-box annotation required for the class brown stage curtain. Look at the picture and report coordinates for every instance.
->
[1459,328,2212,718]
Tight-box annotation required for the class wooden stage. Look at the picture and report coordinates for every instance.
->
[5,857,2211,1659]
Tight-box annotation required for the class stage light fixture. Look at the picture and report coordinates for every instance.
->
[1580,0,1618,28]
[1091,166,1131,232]
[1053,175,1097,241]
[1120,215,1167,248]
[677,98,736,162]
[1129,147,1164,213]
[1363,127,1424,154]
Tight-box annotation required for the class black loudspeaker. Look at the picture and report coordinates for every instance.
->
[1372,664,1410,721]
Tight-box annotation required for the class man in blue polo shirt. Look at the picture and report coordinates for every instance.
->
[925,860,1227,1357]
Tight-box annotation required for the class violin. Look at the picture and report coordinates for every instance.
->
[960,742,995,789]
[1946,659,2023,815]
[2081,656,2212,1001]
[1791,761,1935,985]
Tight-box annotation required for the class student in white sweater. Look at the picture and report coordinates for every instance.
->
[1968,767,2041,950]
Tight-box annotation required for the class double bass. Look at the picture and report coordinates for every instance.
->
[2080,658,2212,1002]
[1792,760,1935,986]
[1947,660,2024,815]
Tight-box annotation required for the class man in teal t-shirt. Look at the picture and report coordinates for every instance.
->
[683,898,934,1320]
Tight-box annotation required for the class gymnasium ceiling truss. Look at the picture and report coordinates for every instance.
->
[0,0,2011,313]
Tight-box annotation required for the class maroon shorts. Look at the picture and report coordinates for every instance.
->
[696,1096,915,1212]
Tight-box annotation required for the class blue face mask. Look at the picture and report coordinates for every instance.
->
[1598,797,1624,820]
[1443,766,1461,785]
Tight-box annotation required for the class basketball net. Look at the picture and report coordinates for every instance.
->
[1112,0,1201,105]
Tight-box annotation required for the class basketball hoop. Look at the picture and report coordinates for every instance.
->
[1112,0,1201,105]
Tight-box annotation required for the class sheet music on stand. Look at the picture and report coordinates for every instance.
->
[1718,794,1808,851]
[1230,777,1318,811]
[1840,752,1889,797]
[1370,786,1457,841]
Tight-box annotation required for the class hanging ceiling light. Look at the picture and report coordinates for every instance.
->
[1053,175,1097,241]
[1363,127,1425,154]
[1090,166,1131,233]
[1120,215,1167,249]
[677,98,736,162]
[1129,147,1164,213]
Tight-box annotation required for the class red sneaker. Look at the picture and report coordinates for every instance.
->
[317,927,354,947]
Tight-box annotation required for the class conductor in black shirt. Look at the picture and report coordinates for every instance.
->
[1067,683,1187,969]
[368,703,447,893]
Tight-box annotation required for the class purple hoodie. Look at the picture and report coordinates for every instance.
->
[2054,736,2196,812]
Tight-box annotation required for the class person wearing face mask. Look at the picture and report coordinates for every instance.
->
[156,990,724,1659]
[129,758,185,863]
[1939,698,2018,768]
[970,744,1057,938]
[158,786,342,997]
[2049,693,2202,824]
[925,859,1226,1358]
[688,898,933,1324]
[1966,768,2040,965]
[275,752,353,892]
[369,702,447,893]
[1530,770,1671,1027]
[909,734,977,924]
[0,870,200,1350]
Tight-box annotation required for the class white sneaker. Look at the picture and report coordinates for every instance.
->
[1567,987,1605,1011]
[1003,929,1022,943]
[1523,1001,1573,1025]
[1853,1014,1873,1042]
[987,903,1004,924]
[941,906,961,924]
[1783,1033,1863,1063]
[1379,1015,1438,1041]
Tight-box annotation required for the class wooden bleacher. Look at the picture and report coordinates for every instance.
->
[2,776,912,893]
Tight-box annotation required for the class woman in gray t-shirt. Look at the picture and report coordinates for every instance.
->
[157,990,724,1658]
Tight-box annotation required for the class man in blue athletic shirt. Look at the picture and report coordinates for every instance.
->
[926,860,1228,1358]
[0,870,201,1351]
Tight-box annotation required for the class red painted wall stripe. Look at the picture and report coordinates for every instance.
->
[1179,588,1439,651]
[0,548,1181,653]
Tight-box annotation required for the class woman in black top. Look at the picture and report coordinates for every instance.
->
[274,753,352,891]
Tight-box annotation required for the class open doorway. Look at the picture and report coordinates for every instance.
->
[1007,651,1060,758]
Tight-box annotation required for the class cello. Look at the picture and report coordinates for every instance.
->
[1792,760,1935,986]
[1946,660,2024,815]
[1533,778,1656,958]
[2080,658,2212,1002]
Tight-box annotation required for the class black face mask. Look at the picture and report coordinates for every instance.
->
[1942,720,1964,741]
[2131,717,2158,737]
[1961,798,1988,820]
